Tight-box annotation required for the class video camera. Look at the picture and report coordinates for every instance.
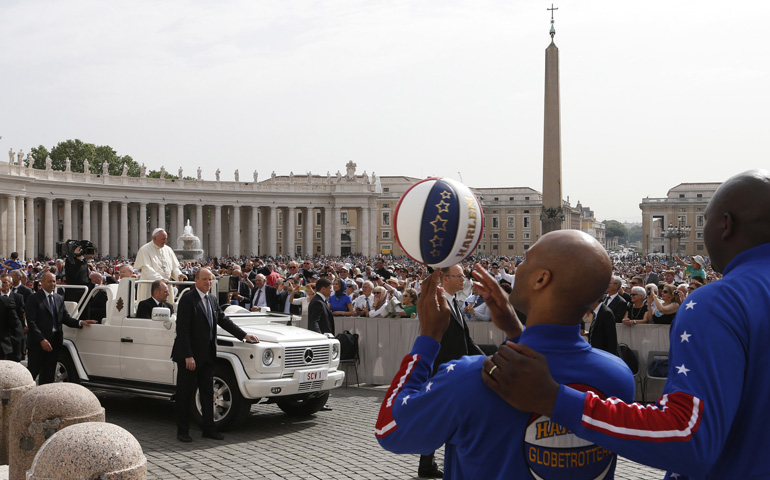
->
[56,239,97,258]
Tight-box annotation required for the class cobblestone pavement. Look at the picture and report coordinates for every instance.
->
[99,385,665,480]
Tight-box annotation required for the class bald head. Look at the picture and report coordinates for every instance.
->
[511,230,611,324]
[705,169,770,272]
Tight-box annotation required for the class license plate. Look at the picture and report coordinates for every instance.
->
[300,370,328,382]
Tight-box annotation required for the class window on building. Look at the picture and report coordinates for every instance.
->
[696,215,704,227]
[494,197,499,201]
[678,215,686,224]
[492,217,499,228]
[493,245,498,250]
[679,208,686,212]
[383,188,389,193]
[297,231,302,239]
[278,231,282,240]
[492,210,498,214]
[278,211,283,226]
[697,194,703,198]
[525,196,530,200]
[524,210,530,213]
[491,233,499,239]
[697,244,704,251]
[696,232,704,239]
[316,212,321,226]
[507,233,515,239]
[315,231,321,239]
[382,203,390,208]
[509,197,514,201]
[382,212,390,226]
[524,244,530,250]
[679,194,685,198]
[523,216,530,228]
[297,212,302,226]
[523,232,531,240]
[507,216,515,228]
[316,246,321,253]
[508,245,514,250]
[341,211,348,225]
[382,231,391,239]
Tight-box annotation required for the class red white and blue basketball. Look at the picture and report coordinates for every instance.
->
[394,177,484,268]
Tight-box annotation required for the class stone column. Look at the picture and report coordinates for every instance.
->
[6,195,16,255]
[63,199,72,244]
[109,203,119,257]
[138,202,147,245]
[324,207,332,256]
[82,200,91,245]
[120,202,128,258]
[360,205,370,256]
[16,197,25,259]
[26,197,35,260]
[304,207,313,257]
[176,204,184,249]
[267,206,277,257]
[195,204,203,249]
[213,205,222,258]
[250,206,259,256]
[232,205,241,257]
[149,203,158,230]
[44,198,54,258]
[332,206,341,256]
[101,201,109,257]
[157,203,165,231]
[286,206,295,257]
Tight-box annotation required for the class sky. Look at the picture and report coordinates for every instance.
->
[2,0,768,223]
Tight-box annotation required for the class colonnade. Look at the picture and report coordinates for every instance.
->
[0,194,376,260]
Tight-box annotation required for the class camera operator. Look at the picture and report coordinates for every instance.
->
[64,242,96,302]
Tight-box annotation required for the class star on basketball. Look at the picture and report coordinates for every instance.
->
[430,249,441,257]
[439,190,452,200]
[429,215,448,233]
[435,200,450,213]
[429,235,444,248]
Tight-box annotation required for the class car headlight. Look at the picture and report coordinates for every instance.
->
[332,343,339,361]
[262,349,274,366]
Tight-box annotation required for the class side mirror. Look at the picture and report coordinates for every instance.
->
[151,307,175,330]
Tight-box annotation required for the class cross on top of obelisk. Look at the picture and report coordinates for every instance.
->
[548,4,558,39]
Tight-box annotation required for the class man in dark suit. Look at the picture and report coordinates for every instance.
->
[135,280,174,319]
[643,263,660,289]
[26,272,96,384]
[603,276,628,323]
[307,278,334,334]
[275,278,305,315]
[418,263,485,478]
[587,299,619,356]
[1,274,25,361]
[10,269,33,302]
[171,268,258,443]
[0,287,21,361]
[248,274,280,312]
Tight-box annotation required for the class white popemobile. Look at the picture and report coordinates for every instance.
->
[57,278,344,430]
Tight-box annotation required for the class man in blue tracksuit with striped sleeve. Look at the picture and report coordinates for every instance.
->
[376,230,635,479]
[482,170,770,479]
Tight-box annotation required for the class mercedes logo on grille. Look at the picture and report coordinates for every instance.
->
[303,348,314,364]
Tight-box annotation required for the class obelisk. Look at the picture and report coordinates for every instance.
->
[541,4,564,234]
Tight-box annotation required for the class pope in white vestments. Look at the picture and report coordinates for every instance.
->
[134,228,187,300]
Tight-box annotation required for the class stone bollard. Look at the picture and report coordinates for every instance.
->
[0,361,35,465]
[8,383,104,480]
[27,422,147,479]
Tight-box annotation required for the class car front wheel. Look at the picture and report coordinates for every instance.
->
[55,350,81,384]
[192,364,250,431]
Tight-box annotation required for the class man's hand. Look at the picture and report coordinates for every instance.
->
[243,334,259,343]
[185,357,196,371]
[80,320,98,326]
[416,270,450,341]
[40,339,52,352]
[481,342,560,417]
[471,263,522,339]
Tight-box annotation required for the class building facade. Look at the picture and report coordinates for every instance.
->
[639,182,721,256]
[1,158,585,261]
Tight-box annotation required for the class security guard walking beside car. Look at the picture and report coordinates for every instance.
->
[172,268,259,442]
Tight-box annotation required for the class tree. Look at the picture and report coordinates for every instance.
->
[627,225,643,244]
[604,220,628,244]
[26,139,141,176]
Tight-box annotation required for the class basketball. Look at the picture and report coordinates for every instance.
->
[394,177,484,268]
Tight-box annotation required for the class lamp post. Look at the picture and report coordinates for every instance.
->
[663,220,691,257]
